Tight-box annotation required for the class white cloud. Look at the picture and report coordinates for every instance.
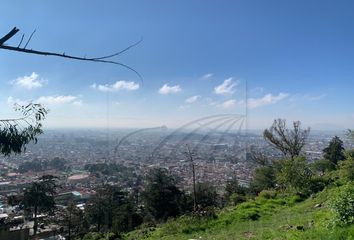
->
[306,94,326,101]
[247,93,289,109]
[7,95,82,107]
[214,78,238,95]
[72,100,83,106]
[185,95,201,103]
[158,84,181,94]
[179,105,190,110]
[91,80,139,92]
[219,99,238,109]
[13,72,46,89]
[201,73,213,79]
[292,94,327,101]
[37,95,80,105]
[7,96,27,106]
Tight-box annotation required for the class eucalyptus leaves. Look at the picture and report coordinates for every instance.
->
[0,103,48,155]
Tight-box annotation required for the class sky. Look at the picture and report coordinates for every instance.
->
[1,0,354,130]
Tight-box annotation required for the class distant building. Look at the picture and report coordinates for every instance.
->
[67,173,90,184]
[55,191,83,205]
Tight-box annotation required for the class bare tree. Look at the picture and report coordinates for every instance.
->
[248,146,272,166]
[263,119,310,160]
[185,145,197,212]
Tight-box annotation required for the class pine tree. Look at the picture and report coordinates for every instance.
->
[323,136,345,167]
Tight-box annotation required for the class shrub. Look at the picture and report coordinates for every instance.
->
[339,151,354,182]
[330,184,354,226]
[275,157,313,193]
[250,166,276,193]
[229,193,246,206]
[258,190,277,199]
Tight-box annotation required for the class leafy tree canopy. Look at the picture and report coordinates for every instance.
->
[0,103,48,156]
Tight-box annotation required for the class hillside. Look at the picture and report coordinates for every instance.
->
[124,185,354,240]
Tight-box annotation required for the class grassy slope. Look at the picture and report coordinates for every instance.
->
[124,186,354,240]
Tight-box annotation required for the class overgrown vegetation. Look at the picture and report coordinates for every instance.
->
[118,122,354,240]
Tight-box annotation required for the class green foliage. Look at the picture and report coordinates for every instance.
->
[142,168,183,221]
[339,150,354,182]
[83,232,118,240]
[258,189,277,199]
[275,157,313,192]
[331,184,354,226]
[323,136,345,167]
[112,201,143,234]
[0,103,48,156]
[55,201,89,239]
[311,159,335,174]
[229,193,246,206]
[250,166,276,193]
[22,175,57,235]
[195,182,220,210]
[85,184,141,234]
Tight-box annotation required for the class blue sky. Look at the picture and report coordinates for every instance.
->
[1,0,354,130]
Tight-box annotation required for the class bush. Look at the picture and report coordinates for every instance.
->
[339,151,354,182]
[229,193,246,206]
[250,166,276,193]
[330,184,354,226]
[258,190,277,199]
[275,157,313,193]
[82,232,118,240]
[307,176,328,194]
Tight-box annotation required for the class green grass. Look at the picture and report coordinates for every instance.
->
[124,186,354,240]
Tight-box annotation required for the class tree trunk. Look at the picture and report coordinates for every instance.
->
[33,205,38,236]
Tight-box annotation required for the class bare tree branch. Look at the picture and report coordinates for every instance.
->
[92,37,143,60]
[0,27,142,80]
[24,29,36,49]
[0,27,19,46]
[17,34,24,48]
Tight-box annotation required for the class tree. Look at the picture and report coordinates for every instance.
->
[263,119,310,159]
[323,136,345,167]
[248,147,272,166]
[250,166,276,194]
[142,168,183,221]
[311,159,333,174]
[0,103,48,156]
[224,177,247,205]
[86,184,126,232]
[195,182,219,210]
[85,184,143,234]
[112,199,143,233]
[56,202,88,240]
[22,175,57,236]
[275,157,313,192]
[339,150,354,182]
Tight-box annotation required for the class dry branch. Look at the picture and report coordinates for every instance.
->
[0,27,142,79]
